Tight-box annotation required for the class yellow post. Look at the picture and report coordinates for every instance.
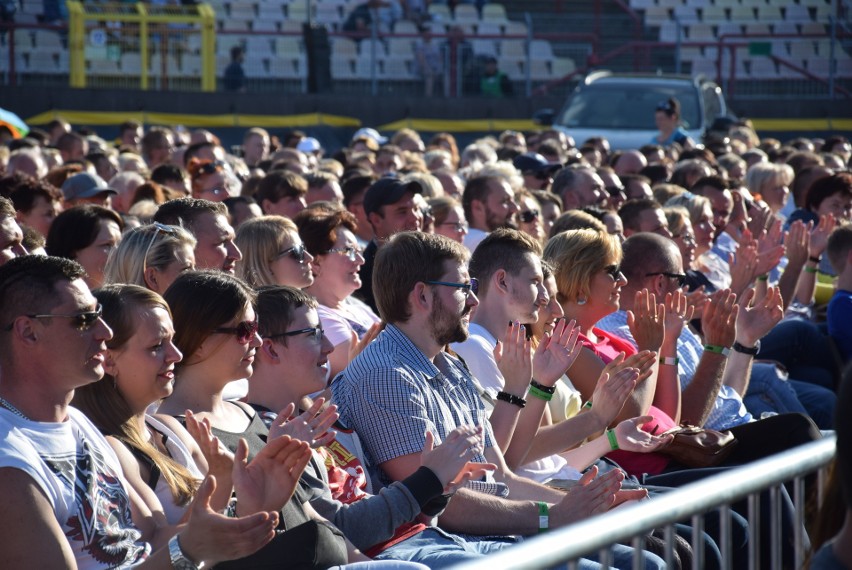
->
[67,1,86,88]
[198,4,216,92]
[136,3,149,90]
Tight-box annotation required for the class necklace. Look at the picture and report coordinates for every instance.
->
[0,396,31,421]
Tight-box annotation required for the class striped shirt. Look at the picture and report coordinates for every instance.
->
[331,324,506,496]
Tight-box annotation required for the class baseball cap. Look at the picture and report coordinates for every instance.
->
[352,127,388,145]
[363,177,422,216]
[297,137,322,153]
[513,152,562,174]
[61,172,117,202]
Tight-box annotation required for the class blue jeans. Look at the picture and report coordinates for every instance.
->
[376,527,666,570]
[744,363,836,429]
[758,317,837,390]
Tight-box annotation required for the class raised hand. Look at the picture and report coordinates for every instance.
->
[493,321,532,396]
[550,466,623,526]
[532,318,581,386]
[185,409,235,481]
[684,285,709,320]
[177,475,279,566]
[701,289,737,349]
[736,286,783,347]
[663,290,694,345]
[588,367,639,428]
[755,219,786,276]
[267,398,339,448]
[613,415,673,453]
[809,213,836,259]
[728,242,758,294]
[783,219,811,269]
[232,435,312,515]
[348,321,383,363]
[420,426,496,493]
[627,289,665,351]
[746,199,773,238]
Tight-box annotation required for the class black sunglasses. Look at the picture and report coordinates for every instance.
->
[214,320,259,344]
[646,272,687,287]
[276,243,308,263]
[603,265,623,280]
[6,304,104,332]
[519,209,540,223]
[267,325,324,342]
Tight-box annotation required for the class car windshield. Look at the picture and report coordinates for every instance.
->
[556,82,702,131]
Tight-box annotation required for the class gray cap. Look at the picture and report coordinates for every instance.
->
[61,172,117,202]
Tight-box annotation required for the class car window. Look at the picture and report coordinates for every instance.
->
[557,82,702,130]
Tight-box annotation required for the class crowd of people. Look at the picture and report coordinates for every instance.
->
[0,111,851,569]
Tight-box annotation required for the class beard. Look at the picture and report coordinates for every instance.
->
[485,209,517,232]
[429,293,472,346]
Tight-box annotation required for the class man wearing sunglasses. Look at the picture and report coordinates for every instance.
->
[333,231,665,570]
[512,152,561,191]
[0,255,283,569]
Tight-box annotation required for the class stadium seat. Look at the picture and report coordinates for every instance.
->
[789,41,817,59]
[784,5,812,22]
[673,5,700,24]
[217,35,246,55]
[228,1,256,20]
[243,58,269,78]
[88,59,121,75]
[659,21,682,43]
[332,37,359,58]
[257,3,285,22]
[749,57,778,79]
[529,39,554,60]
[716,22,743,38]
[381,58,415,80]
[729,5,756,21]
[27,52,59,74]
[477,22,502,37]
[386,37,416,58]
[756,6,782,21]
[246,36,274,57]
[287,1,312,22]
[360,38,387,58]
[552,57,576,77]
[702,6,727,22]
[427,4,451,21]
[744,23,771,36]
[772,22,799,37]
[269,56,306,78]
[679,46,703,60]
[453,4,479,24]
[500,38,526,66]
[688,23,715,41]
[481,4,508,23]
[120,53,144,74]
[644,6,671,25]
[221,19,251,31]
[393,20,419,35]
[630,0,656,10]
[800,22,826,35]
[527,59,553,80]
[253,20,278,32]
[471,38,499,56]
[32,30,63,52]
[503,21,528,36]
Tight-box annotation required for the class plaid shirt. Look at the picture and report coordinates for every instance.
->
[332,324,507,496]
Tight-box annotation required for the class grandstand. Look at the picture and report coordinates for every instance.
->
[0,0,848,99]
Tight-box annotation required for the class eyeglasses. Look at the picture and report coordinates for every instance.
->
[519,209,540,223]
[213,320,259,344]
[646,272,687,287]
[606,185,626,197]
[325,246,363,262]
[603,265,624,280]
[5,304,104,332]
[440,221,469,233]
[425,278,479,297]
[266,325,324,342]
[672,233,696,246]
[196,161,224,176]
[275,243,308,263]
[143,222,178,276]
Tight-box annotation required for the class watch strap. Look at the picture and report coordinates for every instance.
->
[732,340,760,356]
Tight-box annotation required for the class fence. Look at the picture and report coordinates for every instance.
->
[452,437,836,570]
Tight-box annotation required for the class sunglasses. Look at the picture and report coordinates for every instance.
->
[214,320,259,344]
[326,246,363,262]
[606,185,626,197]
[196,161,224,176]
[519,209,540,223]
[646,272,687,287]
[267,325,324,342]
[275,243,308,263]
[6,304,104,332]
[603,264,623,280]
[425,278,479,298]
[143,222,178,275]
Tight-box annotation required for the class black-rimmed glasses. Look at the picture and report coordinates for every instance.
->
[143,222,178,275]
[326,246,363,262]
[4,304,104,332]
[266,325,324,342]
[275,243,308,263]
[519,209,540,223]
[646,272,687,287]
[425,278,479,297]
[214,320,259,344]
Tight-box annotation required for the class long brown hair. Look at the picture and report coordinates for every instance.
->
[72,284,198,506]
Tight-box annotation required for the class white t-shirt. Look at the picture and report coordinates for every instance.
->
[462,228,488,253]
[0,406,150,569]
[145,414,204,525]
[318,297,381,348]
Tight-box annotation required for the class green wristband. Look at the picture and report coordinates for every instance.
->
[606,429,619,451]
[804,266,818,274]
[528,385,554,402]
[757,274,769,282]
[582,400,593,410]
[704,344,731,357]
[537,501,549,533]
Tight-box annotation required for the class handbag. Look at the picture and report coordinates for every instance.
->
[657,424,737,468]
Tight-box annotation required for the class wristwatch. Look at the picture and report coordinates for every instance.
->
[732,340,760,356]
[169,535,203,570]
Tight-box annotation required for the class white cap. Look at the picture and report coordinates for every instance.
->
[297,137,322,153]
[352,127,387,145]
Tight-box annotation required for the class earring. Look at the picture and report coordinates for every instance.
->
[576,297,587,306]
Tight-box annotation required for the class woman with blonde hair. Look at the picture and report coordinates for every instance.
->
[745,162,794,218]
[235,215,315,289]
[103,222,196,294]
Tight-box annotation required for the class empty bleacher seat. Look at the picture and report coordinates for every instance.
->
[503,21,528,36]
[784,5,811,22]
[331,58,357,79]
[481,4,508,23]
[749,57,778,79]
[529,39,553,60]
[672,5,699,24]
[702,6,727,22]
[246,36,274,57]
[332,37,358,58]
[756,5,782,22]
[728,5,756,22]
[476,22,502,37]
[453,4,479,24]
[471,38,498,56]
[275,36,302,55]
[688,23,715,41]
[772,21,799,36]
[27,52,59,73]
[644,6,670,25]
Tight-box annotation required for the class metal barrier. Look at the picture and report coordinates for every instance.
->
[453,437,836,570]
[65,1,215,91]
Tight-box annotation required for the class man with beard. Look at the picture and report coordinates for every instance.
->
[354,177,423,313]
[332,231,665,570]
[461,175,519,252]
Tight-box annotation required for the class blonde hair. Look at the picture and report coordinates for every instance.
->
[664,206,691,237]
[235,215,299,287]
[403,172,445,199]
[745,162,794,197]
[543,229,622,303]
[665,193,712,227]
[104,223,196,288]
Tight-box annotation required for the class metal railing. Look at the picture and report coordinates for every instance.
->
[453,437,836,570]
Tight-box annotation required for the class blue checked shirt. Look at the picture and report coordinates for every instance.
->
[596,310,752,430]
[331,324,507,496]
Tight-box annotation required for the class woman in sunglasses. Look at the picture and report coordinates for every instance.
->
[516,190,547,245]
[296,209,381,379]
[104,222,197,294]
[235,215,315,289]
[188,158,229,202]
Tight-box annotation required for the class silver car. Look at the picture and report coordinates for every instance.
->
[537,71,731,151]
